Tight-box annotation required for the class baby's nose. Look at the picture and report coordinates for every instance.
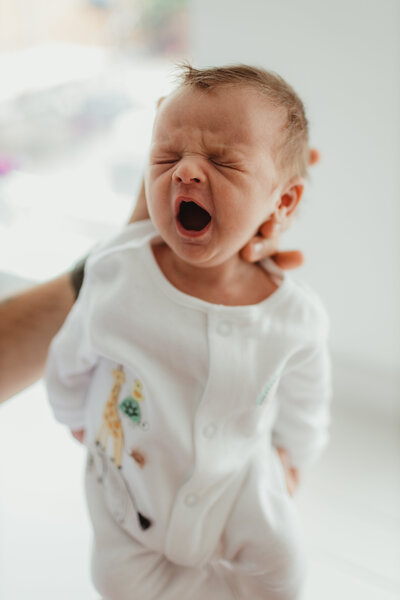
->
[172,158,205,184]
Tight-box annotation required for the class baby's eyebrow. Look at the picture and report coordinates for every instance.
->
[205,136,248,155]
[150,142,177,153]
[208,146,246,161]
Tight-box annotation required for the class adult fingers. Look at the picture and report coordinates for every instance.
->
[240,234,279,263]
[309,148,321,166]
[272,250,304,270]
[241,236,304,270]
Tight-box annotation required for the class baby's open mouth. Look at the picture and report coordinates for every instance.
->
[177,200,211,231]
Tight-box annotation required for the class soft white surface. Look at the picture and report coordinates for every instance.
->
[0,382,398,599]
[0,382,95,599]
[0,44,174,281]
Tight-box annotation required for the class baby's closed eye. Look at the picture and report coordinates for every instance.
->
[151,156,179,165]
[208,154,246,172]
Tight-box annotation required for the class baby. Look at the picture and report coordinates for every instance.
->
[46,64,331,600]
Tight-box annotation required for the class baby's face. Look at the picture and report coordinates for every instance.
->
[145,85,286,268]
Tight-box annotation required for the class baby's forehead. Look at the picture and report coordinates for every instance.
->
[156,84,285,144]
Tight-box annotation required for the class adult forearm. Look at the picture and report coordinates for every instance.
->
[0,182,145,404]
[0,273,75,402]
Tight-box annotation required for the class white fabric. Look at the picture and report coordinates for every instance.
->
[46,220,331,599]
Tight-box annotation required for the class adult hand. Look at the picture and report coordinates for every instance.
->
[240,215,303,268]
[240,148,320,268]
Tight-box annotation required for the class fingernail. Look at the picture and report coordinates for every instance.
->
[252,242,263,257]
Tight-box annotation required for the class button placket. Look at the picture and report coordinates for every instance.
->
[202,423,217,439]
[184,493,198,507]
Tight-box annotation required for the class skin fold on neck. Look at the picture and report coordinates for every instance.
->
[153,242,278,306]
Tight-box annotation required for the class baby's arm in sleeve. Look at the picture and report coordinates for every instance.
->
[272,322,331,484]
[45,272,98,436]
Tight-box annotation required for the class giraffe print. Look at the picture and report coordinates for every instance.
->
[119,379,145,425]
[96,364,126,468]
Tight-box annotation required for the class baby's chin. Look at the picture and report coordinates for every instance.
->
[170,239,247,272]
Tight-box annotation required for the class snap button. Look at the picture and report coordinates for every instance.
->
[216,321,232,336]
[203,423,217,439]
[184,493,198,507]
[114,511,125,524]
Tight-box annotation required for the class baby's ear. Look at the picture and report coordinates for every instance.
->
[275,177,304,224]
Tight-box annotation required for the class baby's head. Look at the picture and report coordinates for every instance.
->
[145,64,309,268]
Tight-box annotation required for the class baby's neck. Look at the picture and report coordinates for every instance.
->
[152,243,278,307]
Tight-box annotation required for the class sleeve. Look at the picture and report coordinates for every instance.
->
[45,274,98,431]
[272,326,332,470]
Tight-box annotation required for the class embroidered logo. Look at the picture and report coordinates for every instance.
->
[256,371,281,406]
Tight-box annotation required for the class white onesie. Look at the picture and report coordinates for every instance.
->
[46,220,331,600]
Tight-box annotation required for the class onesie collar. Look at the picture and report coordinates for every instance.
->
[142,234,293,322]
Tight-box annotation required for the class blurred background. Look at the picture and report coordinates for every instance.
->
[0,1,399,598]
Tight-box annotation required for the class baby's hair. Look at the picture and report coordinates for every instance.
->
[175,63,309,180]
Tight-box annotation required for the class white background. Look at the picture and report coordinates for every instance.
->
[191,0,400,394]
